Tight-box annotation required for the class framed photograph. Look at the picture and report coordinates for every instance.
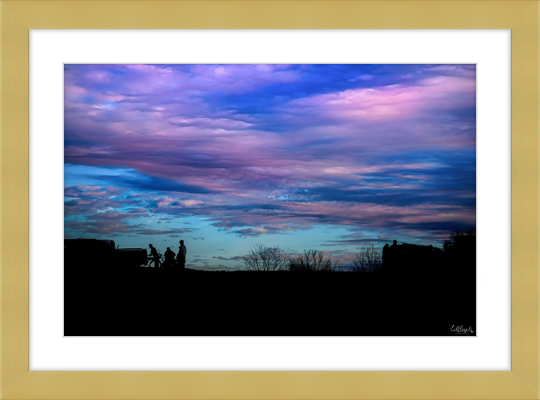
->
[62,61,477,337]
[2,1,538,399]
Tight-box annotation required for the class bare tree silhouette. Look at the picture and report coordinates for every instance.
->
[244,243,289,271]
[353,245,382,272]
[289,249,337,272]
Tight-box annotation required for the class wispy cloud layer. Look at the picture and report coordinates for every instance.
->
[64,64,476,268]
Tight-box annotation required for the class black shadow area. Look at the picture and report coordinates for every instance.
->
[64,268,475,336]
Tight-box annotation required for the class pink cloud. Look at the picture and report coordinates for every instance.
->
[285,76,475,123]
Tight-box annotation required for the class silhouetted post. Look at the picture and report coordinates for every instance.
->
[386,240,398,272]
[382,244,389,266]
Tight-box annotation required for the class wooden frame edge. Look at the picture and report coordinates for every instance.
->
[1,1,538,399]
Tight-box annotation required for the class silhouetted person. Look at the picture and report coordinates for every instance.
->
[177,240,187,270]
[164,247,175,269]
[148,244,160,268]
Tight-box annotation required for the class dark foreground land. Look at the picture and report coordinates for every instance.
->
[65,267,475,336]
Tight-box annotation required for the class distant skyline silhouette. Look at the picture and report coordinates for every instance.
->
[64,64,476,270]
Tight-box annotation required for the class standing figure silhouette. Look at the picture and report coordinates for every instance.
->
[177,240,187,270]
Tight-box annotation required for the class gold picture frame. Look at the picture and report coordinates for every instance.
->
[1,1,538,399]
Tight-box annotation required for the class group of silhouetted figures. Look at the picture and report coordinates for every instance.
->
[147,240,187,270]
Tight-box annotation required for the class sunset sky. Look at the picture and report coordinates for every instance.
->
[64,64,476,269]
